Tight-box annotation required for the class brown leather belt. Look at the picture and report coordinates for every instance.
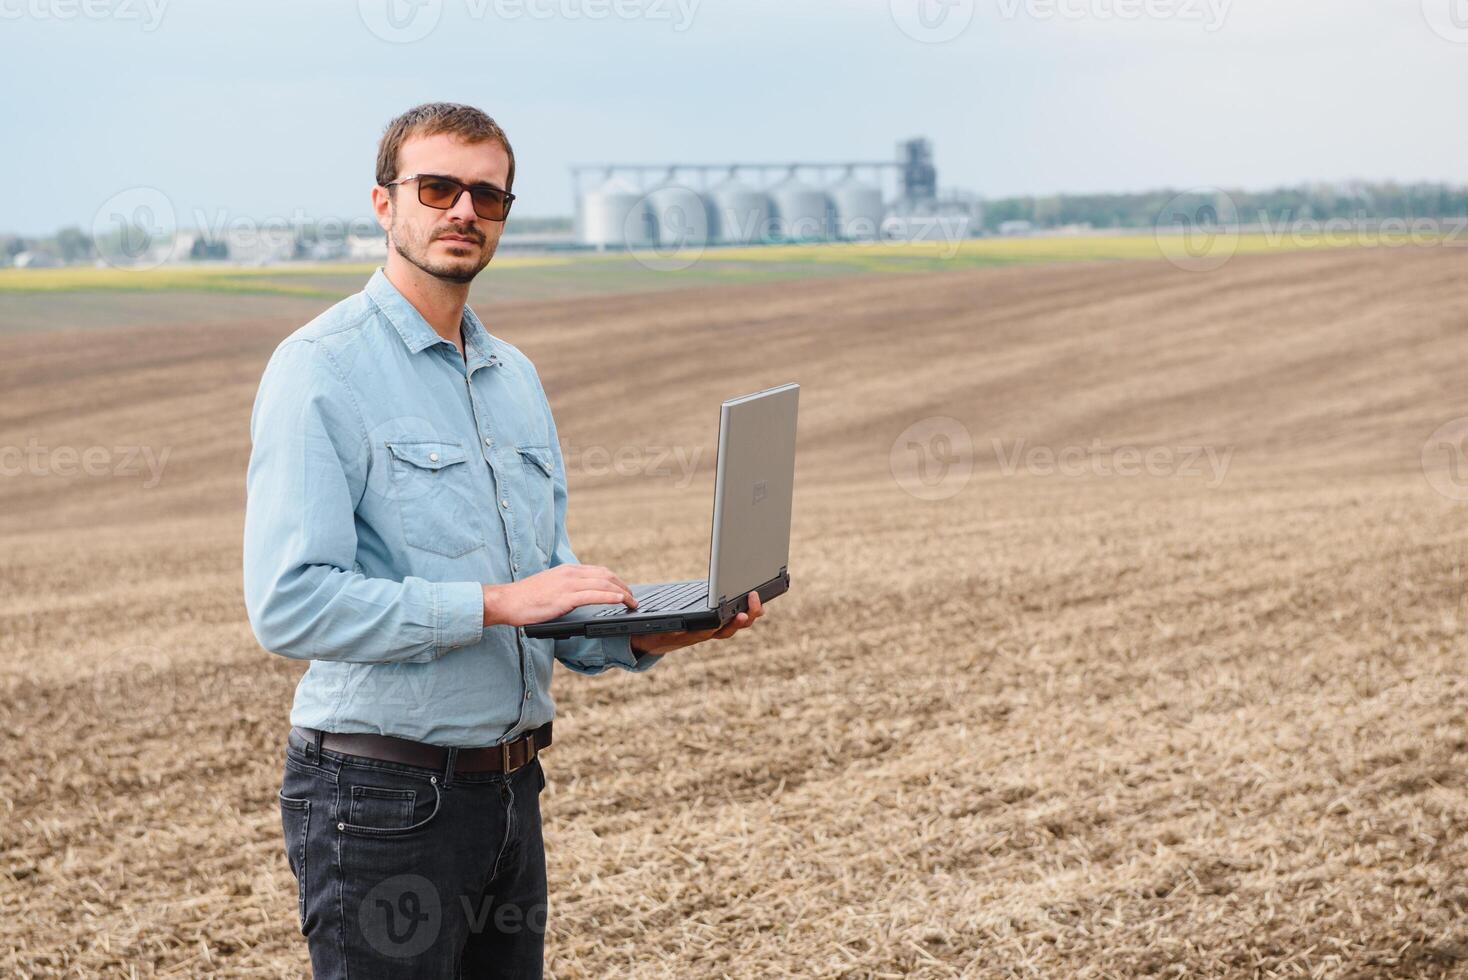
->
[291,722,551,774]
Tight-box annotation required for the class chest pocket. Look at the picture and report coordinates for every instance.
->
[385,441,486,559]
[515,444,557,559]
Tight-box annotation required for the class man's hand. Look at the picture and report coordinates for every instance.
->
[483,564,637,627]
[629,590,765,657]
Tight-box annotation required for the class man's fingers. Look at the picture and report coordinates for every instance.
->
[603,570,637,606]
[569,565,636,606]
[712,612,750,639]
[640,609,754,650]
[599,567,636,600]
[574,589,633,607]
[721,597,761,634]
[568,564,622,588]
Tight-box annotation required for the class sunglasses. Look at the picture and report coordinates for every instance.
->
[382,173,515,222]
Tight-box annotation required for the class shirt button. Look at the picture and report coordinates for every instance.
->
[484,436,492,447]
[501,499,510,508]
[428,452,439,462]
[524,691,531,702]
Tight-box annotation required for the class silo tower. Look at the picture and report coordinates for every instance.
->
[898,138,938,204]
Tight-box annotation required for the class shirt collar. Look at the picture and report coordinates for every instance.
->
[365,267,501,370]
[460,303,501,373]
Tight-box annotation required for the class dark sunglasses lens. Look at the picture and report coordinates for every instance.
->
[470,187,511,221]
[416,178,461,210]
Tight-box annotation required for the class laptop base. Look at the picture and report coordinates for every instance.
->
[521,569,790,640]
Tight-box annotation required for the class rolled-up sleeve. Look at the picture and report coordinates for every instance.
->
[243,339,485,664]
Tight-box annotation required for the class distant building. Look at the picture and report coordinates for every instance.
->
[13,251,60,268]
[224,226,295,265]
[570,136,980,248]
[883,188,982,243]
[897,138,938,204]
[347,234,389,260]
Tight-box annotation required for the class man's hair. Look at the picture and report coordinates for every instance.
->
[375,102,516,192]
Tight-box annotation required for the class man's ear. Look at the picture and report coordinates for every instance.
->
[371,185,393,235]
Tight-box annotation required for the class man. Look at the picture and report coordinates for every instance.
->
[243,102,763,978]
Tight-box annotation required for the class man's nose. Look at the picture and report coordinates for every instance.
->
[447,190,479,222]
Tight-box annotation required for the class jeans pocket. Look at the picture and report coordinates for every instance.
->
[349,785,418,830]
[336,767,443,839]
[278,791,310,934]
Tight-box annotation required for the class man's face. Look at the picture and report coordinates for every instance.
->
[375,132,511,284]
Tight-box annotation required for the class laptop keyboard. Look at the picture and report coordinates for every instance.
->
[594,580,707,617]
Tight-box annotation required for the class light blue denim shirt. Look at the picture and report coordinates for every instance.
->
[243,268,660,747]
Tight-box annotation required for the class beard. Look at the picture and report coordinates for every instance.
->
[390,215,498,284]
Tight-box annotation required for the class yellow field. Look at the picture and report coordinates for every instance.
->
[1,244,1466,977]
[1,229,1425,299]
[682,231,1390,264]
[0,256,572,294]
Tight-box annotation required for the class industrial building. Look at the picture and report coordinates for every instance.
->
[571,138,978,249]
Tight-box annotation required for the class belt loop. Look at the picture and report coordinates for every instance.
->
[305,728,321,765]
[442,747,459,790]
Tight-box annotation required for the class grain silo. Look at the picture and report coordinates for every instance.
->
[769,175,834,241]
[579,176,654,248]
[710,176,771,245]
[646,181,714,247]
[830,173,885,240]
[570,136,951,247]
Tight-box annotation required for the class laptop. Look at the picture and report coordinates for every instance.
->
[522,382,798,640]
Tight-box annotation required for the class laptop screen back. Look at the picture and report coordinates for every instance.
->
[707,383,799,605]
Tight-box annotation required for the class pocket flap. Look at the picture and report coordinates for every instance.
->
[386,441,468,470]
[516,444,555,478]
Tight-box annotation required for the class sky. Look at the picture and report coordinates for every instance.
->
[1,0,1466,235]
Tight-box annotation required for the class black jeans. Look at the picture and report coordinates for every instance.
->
[279,728,548,979]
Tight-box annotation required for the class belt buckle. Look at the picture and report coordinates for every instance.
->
[502,734,535,773]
